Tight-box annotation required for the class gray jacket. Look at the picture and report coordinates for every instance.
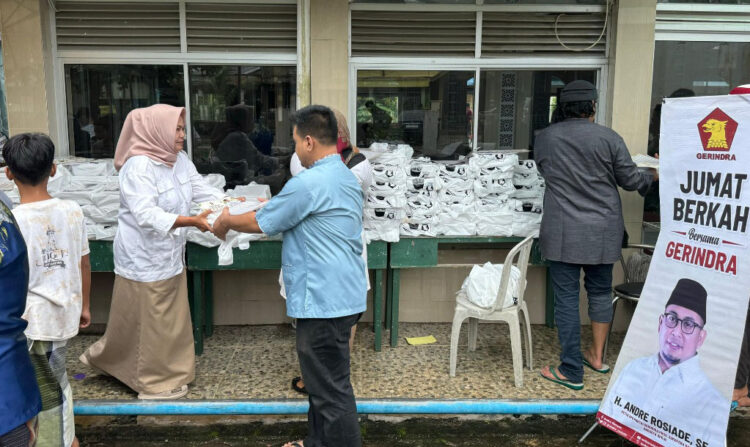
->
[535,118,652,265]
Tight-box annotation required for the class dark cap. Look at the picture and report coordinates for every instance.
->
[559,80,598,103]
[665,278,707,324]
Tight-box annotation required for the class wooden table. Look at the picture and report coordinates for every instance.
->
[185,240,389,354]
[386,236,552,348]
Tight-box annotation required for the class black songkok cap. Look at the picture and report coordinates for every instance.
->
[666,278,707,325]
[559,80,598,103]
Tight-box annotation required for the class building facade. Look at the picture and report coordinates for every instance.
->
[1,0,748,327]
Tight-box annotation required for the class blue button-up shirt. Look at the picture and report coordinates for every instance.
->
[256,154,367,319]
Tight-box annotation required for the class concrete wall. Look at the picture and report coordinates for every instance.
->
[606,0,658,243]
[309,0,348,114]
[0,0,56,142]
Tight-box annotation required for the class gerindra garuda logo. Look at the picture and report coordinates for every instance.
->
[696,108,739,160]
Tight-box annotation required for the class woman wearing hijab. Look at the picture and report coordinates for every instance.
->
[80,104,224,399]
[286,108,372,395]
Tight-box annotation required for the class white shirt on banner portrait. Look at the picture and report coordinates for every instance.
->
[600,354,726,447]
[114,152,224,282]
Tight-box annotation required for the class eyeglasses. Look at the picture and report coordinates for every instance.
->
[662,312,704,335]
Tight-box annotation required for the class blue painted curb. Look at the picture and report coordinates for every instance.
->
[75,399,601,416]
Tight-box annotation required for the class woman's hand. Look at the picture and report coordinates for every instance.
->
[192,209,213,233]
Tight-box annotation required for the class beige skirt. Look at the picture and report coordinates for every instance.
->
[83,270,195,395]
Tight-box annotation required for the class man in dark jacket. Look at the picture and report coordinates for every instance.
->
[535,80,655,390]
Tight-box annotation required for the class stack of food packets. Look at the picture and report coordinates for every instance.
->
[401,157,442,237]
[511,159,544,237]
[360,143,413,243]
[469,152,517,237]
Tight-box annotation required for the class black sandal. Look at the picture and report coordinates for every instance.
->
[291,376,307,395]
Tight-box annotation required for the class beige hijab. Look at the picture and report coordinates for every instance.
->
[114,104,185,171]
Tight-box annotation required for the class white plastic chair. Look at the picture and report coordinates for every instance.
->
[449,235,535,388]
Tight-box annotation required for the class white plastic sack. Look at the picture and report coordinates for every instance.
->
[468,152,518,175]
[512,183,545,199]
[203,173,226,191]
[82,204,119,224]
[461,262,523,309]
[474,176,514,196]
[65,160,115,177]
[372,165,407,183]
[438,162,471,179]
[400,221,438,237]
[364,207,406,222]
[475,212,513,237]
[369,179,407,196]
[438,188,475,207]
[47,165,72,194]
[439,176,474,192]
[406,177,442,194]
[53,189,96,206]
[436,212,476,236]
[228,183,271,200]
[86,222,117,241]
[185,199,267,265]
[364,221,400,243]
[408,158,441,178]
[366,193,407,209]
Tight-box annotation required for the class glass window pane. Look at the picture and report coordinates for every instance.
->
[356,70,475,158]
[189,65,296,193]
[644,41,750,222]
[477,70,597,155]
[65,64,184,159]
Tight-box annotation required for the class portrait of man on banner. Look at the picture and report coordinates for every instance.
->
[600,278,728,447]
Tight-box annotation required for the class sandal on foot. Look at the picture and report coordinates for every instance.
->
[291,376,307,395]
[283,441,303,447]
[540,366,583,391]
[583,358,610,374]
[138,385,188,400]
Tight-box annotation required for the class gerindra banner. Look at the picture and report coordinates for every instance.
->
[598,94,750,447]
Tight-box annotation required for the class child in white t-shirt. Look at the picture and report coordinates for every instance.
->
[4,133,91,447]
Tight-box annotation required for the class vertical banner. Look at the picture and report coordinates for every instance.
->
[597,94,750,447]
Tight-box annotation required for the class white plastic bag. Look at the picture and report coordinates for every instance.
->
[462,262,523,309]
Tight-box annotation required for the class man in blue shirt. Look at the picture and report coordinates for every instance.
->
[213,105,366,447]
[0,200,41,446]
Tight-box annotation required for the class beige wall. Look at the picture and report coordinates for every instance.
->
[607,0,658,242]
[309,0,348,114]
[0,0,55,141]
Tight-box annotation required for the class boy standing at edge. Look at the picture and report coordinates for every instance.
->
[3,133,91,447]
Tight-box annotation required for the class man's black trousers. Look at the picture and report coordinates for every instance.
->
[296,313,362,447]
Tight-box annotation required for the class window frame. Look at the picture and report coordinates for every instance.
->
[49,0,301,159]
[348,2,610,149]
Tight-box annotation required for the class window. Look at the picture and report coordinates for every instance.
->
[356,70,474,158]
[189,65,296,192]
[477,70,597,154]
[65,65,184,158]
[644,40,750,222]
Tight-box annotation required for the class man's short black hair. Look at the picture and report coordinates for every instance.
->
[2,133,56,186]
[561,100,596,119]
[291,105,338,146]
